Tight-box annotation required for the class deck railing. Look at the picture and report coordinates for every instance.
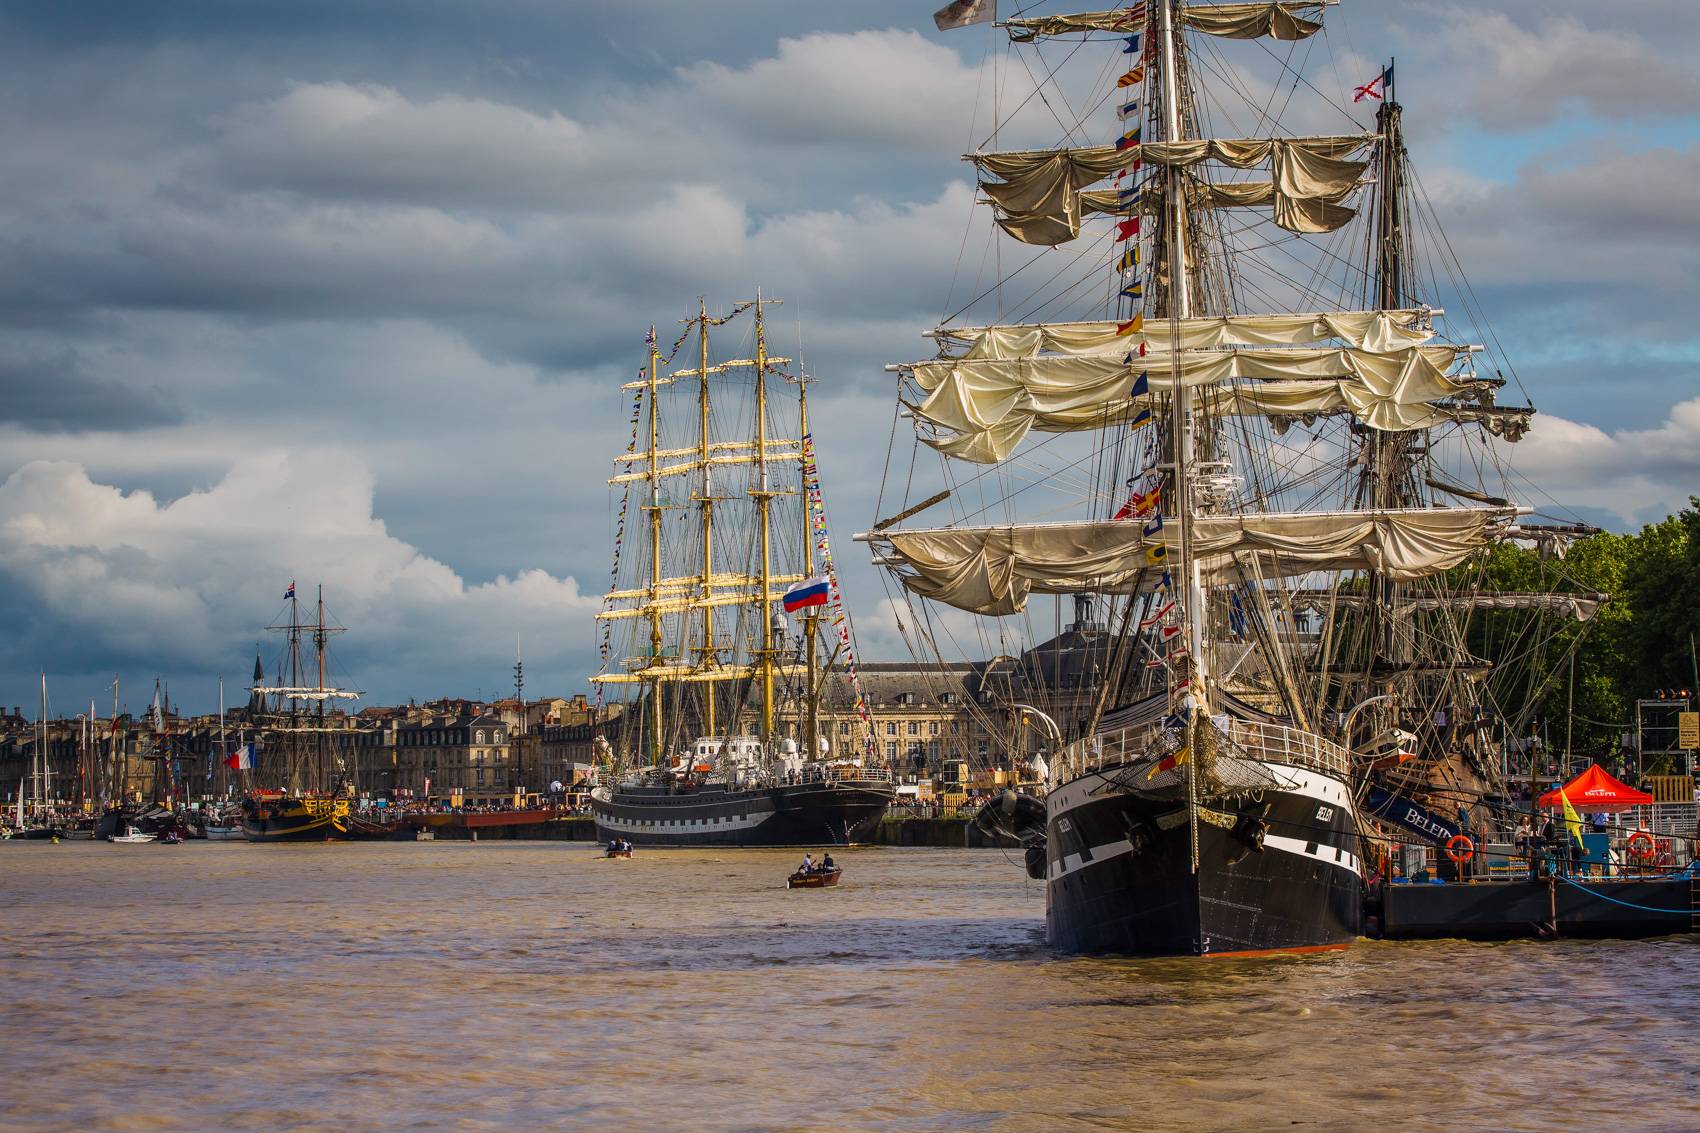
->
[1085,716,1351,780]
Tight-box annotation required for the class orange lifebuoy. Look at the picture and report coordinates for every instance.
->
[1626,831,1657,862]
[1444,834,1474,864]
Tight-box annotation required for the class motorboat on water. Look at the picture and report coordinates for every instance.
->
[108,826,158,844]
[787,865,841,889]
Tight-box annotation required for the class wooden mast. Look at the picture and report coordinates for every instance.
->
[798,364,819,761]
[752,296,777,744]
[695,299,718,739]
[1159,0,1206,709]
[643,326,665,766]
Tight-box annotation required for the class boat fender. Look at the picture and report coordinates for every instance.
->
[1024,843,1047,881]
[1443,834,1474,864]
[1233,816,1267,852]
[1626,831,1656,862]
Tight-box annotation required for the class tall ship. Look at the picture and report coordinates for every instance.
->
[240,583,361,842]
[865,1,1587,955]
[590,296,894,846]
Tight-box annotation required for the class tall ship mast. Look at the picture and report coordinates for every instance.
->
[241,582,362,842]
[865,1,1584,955]
[590,297,894,846]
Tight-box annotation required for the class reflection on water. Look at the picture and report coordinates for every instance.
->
[3,842,1696,1132]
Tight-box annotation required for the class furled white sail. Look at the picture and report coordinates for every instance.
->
[935,310,1437,357]
[1005,4,1324,43]
[870,507,1517,616]
[1293,591,1606,622]
[904,344,1478,461]
[975,135,1371,244]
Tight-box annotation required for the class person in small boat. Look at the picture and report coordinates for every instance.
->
[821,851,836,872]
[798,852,814,874]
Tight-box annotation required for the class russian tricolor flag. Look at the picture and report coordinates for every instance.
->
[782,576,831,613]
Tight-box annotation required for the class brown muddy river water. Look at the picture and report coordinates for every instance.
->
[2,842,1696,1132]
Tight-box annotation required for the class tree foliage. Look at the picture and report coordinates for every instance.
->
[1467,499,1699,763]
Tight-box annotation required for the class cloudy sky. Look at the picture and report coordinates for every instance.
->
[2,1,1697,715]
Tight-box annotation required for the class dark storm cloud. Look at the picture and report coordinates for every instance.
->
[0,350,181,433]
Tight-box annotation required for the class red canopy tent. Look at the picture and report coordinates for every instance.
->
[1537,763,1653,811]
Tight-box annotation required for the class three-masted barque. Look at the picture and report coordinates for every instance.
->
[865,1,1581,955]
[240,584,361,842]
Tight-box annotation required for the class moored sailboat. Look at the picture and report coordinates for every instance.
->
[240,584,360,842]
[590,298,894,847]
[868,2,1576,955]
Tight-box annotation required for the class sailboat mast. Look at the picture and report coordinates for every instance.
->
[315,585,328,789]
[645,328,665,766]
[1158,0,1208,709]
[1364,70,1413,666]
[111,676,121,806]
[752,296,777,743]
[696,300,718,738]
[35,672,44,812]
[799,368,819,760]
[218,675,226,798]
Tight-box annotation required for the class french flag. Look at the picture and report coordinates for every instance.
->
[223,742,256,771]
[782,576,831,614]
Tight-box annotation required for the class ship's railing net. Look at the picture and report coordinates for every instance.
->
[812,764,894,785]
[1091,716,1349,795]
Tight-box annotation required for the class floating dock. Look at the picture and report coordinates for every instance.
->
[1373,873,1698,940]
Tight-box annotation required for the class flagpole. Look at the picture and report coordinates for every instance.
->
[218,675,226,798]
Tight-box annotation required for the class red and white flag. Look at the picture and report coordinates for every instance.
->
[1354,65,1392,103]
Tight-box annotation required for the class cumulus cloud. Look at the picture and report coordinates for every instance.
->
[1436,9,1700,130]
[0,454,598,703]
[1505,399,1700,525]
[0,0,1696,711]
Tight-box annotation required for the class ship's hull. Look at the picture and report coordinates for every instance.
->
[241,799,349,843]
[1044,761,1363,956]
[593,779,892,847]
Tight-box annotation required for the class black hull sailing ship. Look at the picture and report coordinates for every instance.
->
[591,298,893,846]
[1042,735,1362,954]
[593,777,892,848]
[241,585,360,843]
[867,2,1574,956]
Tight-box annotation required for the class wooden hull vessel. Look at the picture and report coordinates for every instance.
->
[345,815,418,841]
[787,867,842,888]
[241,796,350,843]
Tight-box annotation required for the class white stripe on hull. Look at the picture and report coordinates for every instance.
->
[1264,832,1361,876]
[1044,757,1363,882]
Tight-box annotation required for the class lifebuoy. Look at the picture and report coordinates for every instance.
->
[1444,834,1474,864]
[1626,830,1657,862]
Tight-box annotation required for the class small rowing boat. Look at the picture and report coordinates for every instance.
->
[787,867,841,889]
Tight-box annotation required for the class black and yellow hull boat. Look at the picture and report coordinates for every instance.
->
[241,794,350,842]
